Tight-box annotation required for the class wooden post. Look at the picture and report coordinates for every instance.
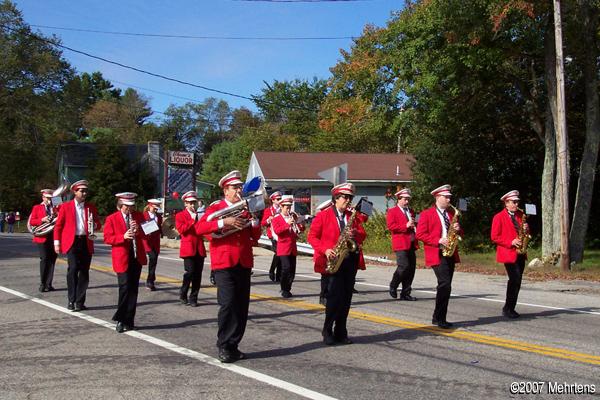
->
[553,0,571,271]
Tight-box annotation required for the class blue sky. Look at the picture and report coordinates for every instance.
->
[14,0,403,120]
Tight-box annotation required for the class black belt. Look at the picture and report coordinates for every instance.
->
[75,235,87,239]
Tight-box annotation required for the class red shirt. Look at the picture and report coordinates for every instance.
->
[271,213,305,256]
[416,206,461,267]
[53,200,101,254]
[491,208,526,263]
[142,211,162,253]
[307,207,367,274]
[103,211,148,273]
[197,199,261,270]
[386,206,418,251]
[175,209,207,258]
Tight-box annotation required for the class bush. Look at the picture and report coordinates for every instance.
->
[362,211,392,255]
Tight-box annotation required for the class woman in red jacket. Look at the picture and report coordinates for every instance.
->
[491,190,529,319]
[271,195,305,298]
[103,192,147,333]
[142,199,163,291]
[308,183,366,345]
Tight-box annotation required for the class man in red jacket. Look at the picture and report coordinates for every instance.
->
[29,189,58,292]
[386,188,418,301]
[491,190,529,319]
[308,183,367,346]
[142,199,163,291]
[198,170,261,363]
[261,191,282,282]
[53,180,101,312]
[416,184,462,329]
[103,192,147,333]
[271,195,305,298]
[175,191,207,307]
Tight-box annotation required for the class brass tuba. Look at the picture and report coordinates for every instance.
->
[27,181,70,237]
[206,190,265,239]
[441,205,462,257]
[325,208,359,274]
[515,208,531,255]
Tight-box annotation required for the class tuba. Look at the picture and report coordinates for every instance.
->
[326,208,359,274]
[441,205,462,257]
[207,191,265,239]
[27,181,70,237]
[515,208,531,255]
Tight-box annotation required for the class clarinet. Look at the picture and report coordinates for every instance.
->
[128,215,137,258]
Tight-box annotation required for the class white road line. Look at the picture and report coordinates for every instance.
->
[0,285,338,400]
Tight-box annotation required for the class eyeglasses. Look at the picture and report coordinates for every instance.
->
[274,197,282,201]
[339,195,354,200]
[78,189,88,193]
[509,200,519,204]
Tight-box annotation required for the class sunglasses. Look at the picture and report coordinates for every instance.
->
[78,189,88,193]
[339,194,354,200]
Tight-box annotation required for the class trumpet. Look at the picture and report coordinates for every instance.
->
[288,212,302,235]
[88,209,97,240]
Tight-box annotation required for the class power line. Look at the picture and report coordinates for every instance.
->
[30,24,355,41]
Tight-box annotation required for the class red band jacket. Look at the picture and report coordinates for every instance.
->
[53,200,101,255]
[103,210,148,273]
[29,203,58,244]
[261,206,279,240]
[386,205,419,251]
[142,211,163,253]
[271,213,305,256]
[307,207,366,274]
[491,208,527,264]
[197,199,261,270]
[415,206,461,267]
[175,209,207,258]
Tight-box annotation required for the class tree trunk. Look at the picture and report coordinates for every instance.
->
[570,0,600,263]
[542,19,560,258]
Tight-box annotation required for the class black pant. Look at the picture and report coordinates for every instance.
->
[269,239,281,280]
[279,255,296,292]
[146,250,158,285]
[320,274,329,298]
[38,238,57,288]
[323,254,358,340]
[66,237,92,306]
[113,259,142,326]
[504,255,526,312]
[214,265,251,351]
[181,254,204,303]
[390,248,416,296]
[432,254,455,323]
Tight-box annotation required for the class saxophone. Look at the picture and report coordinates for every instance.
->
[515,208,531,255]
[441,205,462,257]
[326,208,359,274]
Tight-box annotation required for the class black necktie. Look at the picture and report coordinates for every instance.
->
[338,212,345,232]
[46,205,51,216]
[195,213,198,222]
[443,210,450,231]
[509,212,520,232]
[403,208,411,220]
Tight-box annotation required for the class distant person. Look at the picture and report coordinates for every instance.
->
[6,211,16,233]
[53,180,101,312]
[29,189,58,292]
[142,199,163,291]
[261,191,283,282]
[0,211,5,232]
[386,188,418,301]
[491,190,529,319]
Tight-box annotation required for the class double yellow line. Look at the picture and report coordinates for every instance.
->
[78,260,600,366]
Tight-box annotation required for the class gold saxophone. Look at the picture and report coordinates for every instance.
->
[515,208,531,255]
[442,205,462,257]
[325,208,358,274]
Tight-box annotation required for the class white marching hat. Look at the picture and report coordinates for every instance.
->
[218,170,243,188]
[70,180,89,192]
[501,190,520,202]
[269,191,282,200]
[395,188,411,198]
[280,195,294,206]
[115,192,137,206]
[431,184,452,197]
[331,182,355,196]
[182,191,199,202]
[147,198,162,205]
[40,189,53,198]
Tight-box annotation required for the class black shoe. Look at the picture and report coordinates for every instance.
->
[67,302,74,311]
[47,286,55,292]
[389,288,398,299]
[124,324,135,331]
[188,302,199,307]
[323,335,336,346]
[232,349,246,361]
[218,348,235,363]
[116,322,125,333]
[210,274,216,285]
[400,294,417,301]
[503,310,520,319]
[432,319,453,329]
[73,304,86,312]
[146,283,156,291]
[180,298,188,305]
[336,337,353,345]
[39,284,47,293]
[281,290,292,298]
[352,288,359,294]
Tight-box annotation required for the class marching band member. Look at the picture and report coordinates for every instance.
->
[197,170,261,363]
[261,191,283,282]
[142,199,163,291]
[103,192,147,333]
[53,180,101,312]
[271,195,305,298]
[491,190,528,319]
[29,189,58,292]
[416,184,462,329]
[315,199,333,305]
[386,188,418,301]
[175,191,207,307]
[308,183,366,345]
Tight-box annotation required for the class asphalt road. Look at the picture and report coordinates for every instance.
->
[1,232,599,400]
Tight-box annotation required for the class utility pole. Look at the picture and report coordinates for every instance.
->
[553,0,571,271]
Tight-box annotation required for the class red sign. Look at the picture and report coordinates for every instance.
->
[169,151,194,166]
